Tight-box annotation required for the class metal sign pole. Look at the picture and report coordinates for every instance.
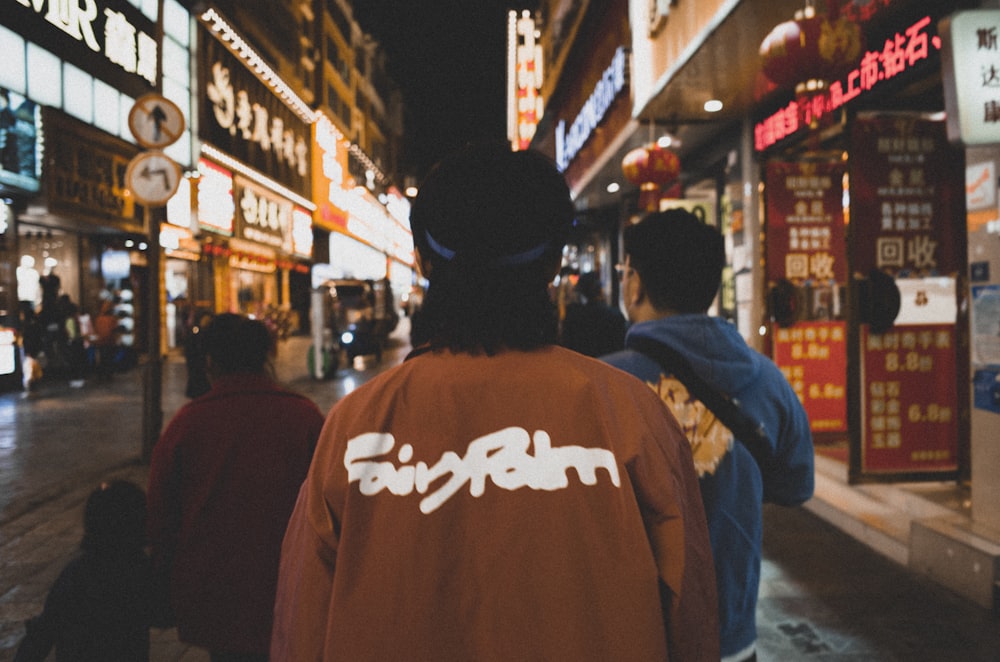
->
[141,205,163,464]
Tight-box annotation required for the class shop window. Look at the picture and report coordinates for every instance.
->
[26,44,61,107]
[0,25,25,93]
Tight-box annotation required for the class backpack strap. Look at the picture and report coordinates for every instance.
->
[628,335,773,471]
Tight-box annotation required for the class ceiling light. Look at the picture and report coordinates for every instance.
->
[606,182,620,193]
[704,99,724,113]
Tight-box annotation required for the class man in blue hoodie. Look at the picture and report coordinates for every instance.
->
[603,208,814,662]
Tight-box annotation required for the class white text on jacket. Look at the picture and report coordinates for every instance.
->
[345,427,621,514]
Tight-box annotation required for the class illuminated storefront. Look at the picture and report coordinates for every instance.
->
[311,114,414,304]
[531,0,634,308]
[0,0,181,390]
[191,10,315,326]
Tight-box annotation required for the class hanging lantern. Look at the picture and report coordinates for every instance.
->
[622,143,680,188]
[622,143,681,212]
[759,4,863,92]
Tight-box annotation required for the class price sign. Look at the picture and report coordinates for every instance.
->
[860,324,959,474]
[126,151,182,207]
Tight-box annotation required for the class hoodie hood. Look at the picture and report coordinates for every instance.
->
[626,315,762,395]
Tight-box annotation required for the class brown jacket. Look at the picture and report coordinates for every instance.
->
[271,346,718,661]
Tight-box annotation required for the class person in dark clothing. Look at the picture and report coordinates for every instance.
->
[560,271,627,357]
[19,302,44,391]
[603,209,814,662]
[182,309,213,398]
[148,314,324,661]
[15,480,158,662]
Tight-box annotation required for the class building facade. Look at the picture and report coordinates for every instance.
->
[531,0,1000,610]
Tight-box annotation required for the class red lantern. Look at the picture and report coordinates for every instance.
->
[759,7,862,92]
[622,143,681,212]
[622,143,680,189]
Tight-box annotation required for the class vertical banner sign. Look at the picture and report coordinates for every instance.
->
[772,321,848,433]
[850,117,964,276]
[860,325,959,473]
[940,10,1000,145]
[766,161,847,285]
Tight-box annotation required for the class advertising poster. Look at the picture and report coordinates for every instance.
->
[772,321,848,433]
[850,117,964,277]
[860,324,959,474]
[765,161,847,285]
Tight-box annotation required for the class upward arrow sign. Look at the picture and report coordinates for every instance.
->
[149,105,167,143]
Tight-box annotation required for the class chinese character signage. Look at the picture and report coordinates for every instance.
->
[773,321,848,433]
[849,116,964,276]
[507,10,544,151]
[234,175,292,253]
[312,115,349,233]
[44,109,139,230]
[4,0,158,98]
[766,161,846,285]
[756,15,940,152]
[941,10,1000,145]
[860,324,959,474]
[199,25,311,194]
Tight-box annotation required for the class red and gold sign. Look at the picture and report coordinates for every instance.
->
[773,321,848,433]
[765,160,847,285]
[860,324,959,474]
[850,116,964,276]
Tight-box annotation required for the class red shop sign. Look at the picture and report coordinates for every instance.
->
[766,161,847,285]
[860,324,959,474]
[849,116,964,276]
[772,321,848,433]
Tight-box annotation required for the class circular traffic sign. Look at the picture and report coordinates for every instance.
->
[126,151,182,207]
[128,94,185,149]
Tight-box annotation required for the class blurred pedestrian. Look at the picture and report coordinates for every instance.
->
[59,294,87,387]
[183,309,213,398]
[14,480,157,662]
[18,302,43,392]
[559,270,627,357]
[603,209,815,662]
[270,143,718,661]
[92,300,120,381]
[147,313,324,661]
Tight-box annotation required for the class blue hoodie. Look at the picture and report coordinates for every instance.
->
[604,315,814,661]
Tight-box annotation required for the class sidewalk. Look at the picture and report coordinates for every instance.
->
[0,330,407,661]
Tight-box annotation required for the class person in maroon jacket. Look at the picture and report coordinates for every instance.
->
[271,142,719,661]
[147,313,324,662]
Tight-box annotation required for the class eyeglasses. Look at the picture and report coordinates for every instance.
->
[614,263,634,281]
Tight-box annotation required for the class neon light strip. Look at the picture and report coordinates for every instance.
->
[201,143,316,210]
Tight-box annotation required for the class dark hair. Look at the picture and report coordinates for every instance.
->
[408,142,575,353]
[82,480,147,553]
[202,313,274,375]
[574,272,604,302]
[624,209,725,313]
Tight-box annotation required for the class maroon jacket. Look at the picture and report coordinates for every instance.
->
[147,373,324,654]
[271,347,718,661]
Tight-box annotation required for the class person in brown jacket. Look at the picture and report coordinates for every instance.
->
[270,142,719,661]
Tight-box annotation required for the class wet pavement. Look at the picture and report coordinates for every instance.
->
[1,322,998,661]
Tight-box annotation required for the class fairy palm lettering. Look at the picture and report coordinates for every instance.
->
[344,427,620,514]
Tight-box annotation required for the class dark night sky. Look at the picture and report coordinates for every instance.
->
[353,1,534,181]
